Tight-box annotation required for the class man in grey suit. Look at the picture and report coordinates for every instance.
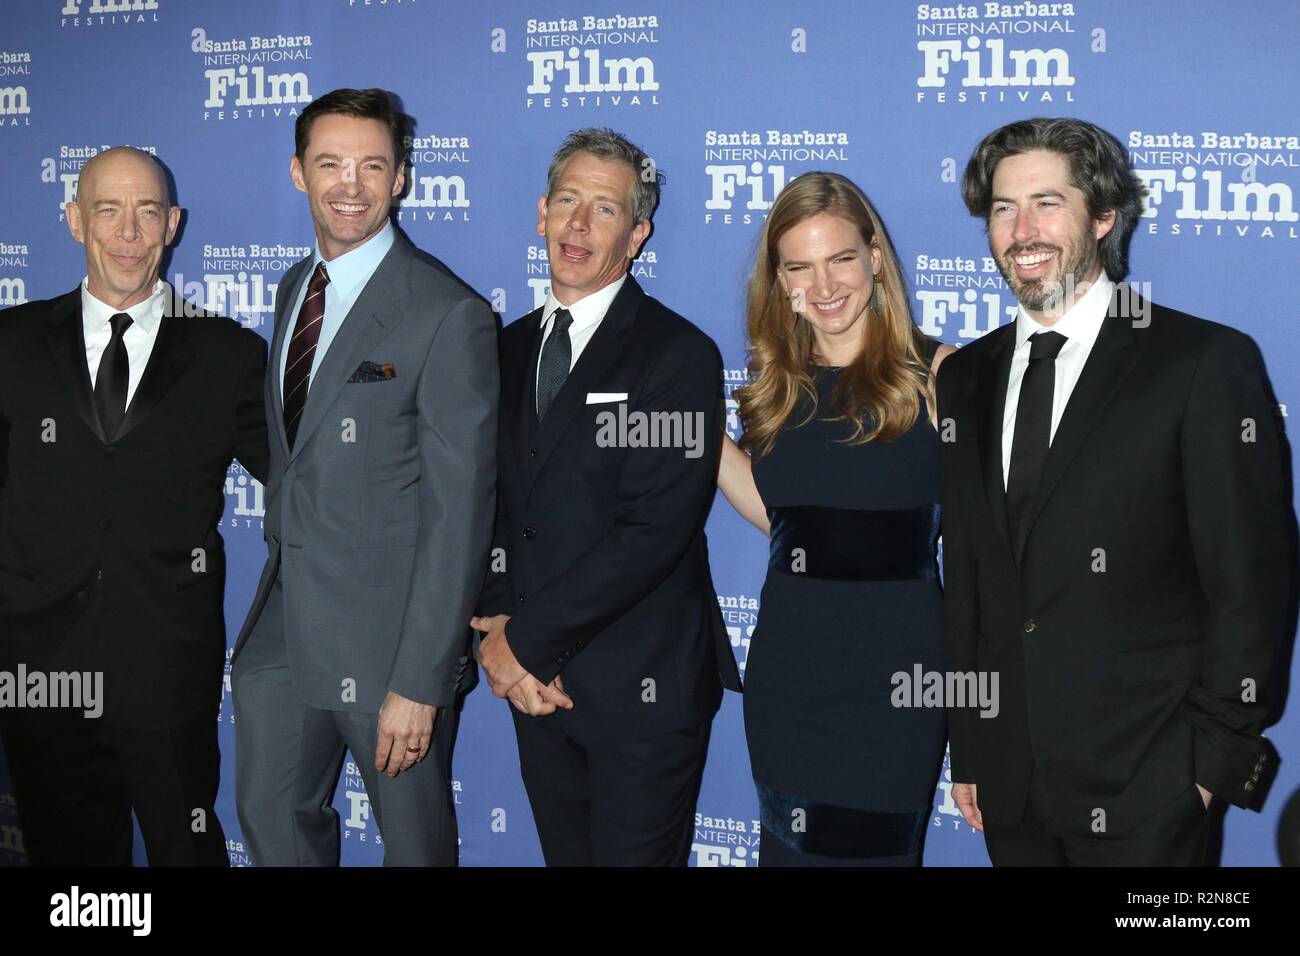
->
[231,88,497,866]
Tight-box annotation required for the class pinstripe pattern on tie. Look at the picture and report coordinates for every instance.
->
[283,261,330,450]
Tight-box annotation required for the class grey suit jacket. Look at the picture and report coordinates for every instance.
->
[232,231,498,712]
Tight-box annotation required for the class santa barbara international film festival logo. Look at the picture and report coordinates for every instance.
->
[716,589,756,678]
[336,761,465,850]
[0,240,30,307]
[913,2,1091,106]
[397,133,472,225]
[42,143,159,221]
[0,51,32,128]
[223,461,265,535]
[692,809,761,866]
[59,0,159,28]
[522,245,660,311]
[1128,128,1299,241]
[197,239,310,329]
[704,129,849,226]
[192,26,313,121]
[523,13,661,109]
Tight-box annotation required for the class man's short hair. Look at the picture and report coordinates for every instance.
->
[961,117,1147,280]
[546,128,663,224]
[294,88,411,171]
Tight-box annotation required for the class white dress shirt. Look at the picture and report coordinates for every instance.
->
[535,274,627,408]
[1001,273,1114,488]
[279,220,395,398]
[82,278,167,409]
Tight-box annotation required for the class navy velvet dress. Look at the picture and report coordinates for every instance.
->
[744,347,946,866]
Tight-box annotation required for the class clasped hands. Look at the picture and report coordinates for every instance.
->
[470,614,574,716]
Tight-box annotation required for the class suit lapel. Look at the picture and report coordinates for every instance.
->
[115,284,196,441]
[287,236,411,462]
[43,288,103,443]
[503,309,544,486]
[1016,289,1144,559]
[268,257,311,458]
[525,276,643,490]
[974,324,1015,560]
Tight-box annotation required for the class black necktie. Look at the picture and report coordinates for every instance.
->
[94,311,132,441]
[1006,330,1068,560]
[536,308,573,420]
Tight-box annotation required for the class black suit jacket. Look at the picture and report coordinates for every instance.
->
[479,276,741,742]
[0,286,268,727]
[936,289,1290,837]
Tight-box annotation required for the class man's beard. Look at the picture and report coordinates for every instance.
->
[996,230,1100,318]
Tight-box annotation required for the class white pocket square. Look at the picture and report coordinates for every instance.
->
[585,392,628,404]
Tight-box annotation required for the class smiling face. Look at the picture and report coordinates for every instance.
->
[988,149,1114,322]
[291,112,405,262]
[65,148,180,310]
[537,150,650,305]
[775,211,882,363]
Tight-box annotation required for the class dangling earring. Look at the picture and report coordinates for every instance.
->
[868,274,883,314]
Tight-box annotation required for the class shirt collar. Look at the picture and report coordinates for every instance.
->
[315,220,395,299]
[1014,272,1115,351]
[542,274,628,336]
[81,278,167,336]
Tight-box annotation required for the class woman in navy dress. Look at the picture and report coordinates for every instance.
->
[718,172,954,865]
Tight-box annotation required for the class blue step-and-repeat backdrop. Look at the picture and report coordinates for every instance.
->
[1,0,1297,866]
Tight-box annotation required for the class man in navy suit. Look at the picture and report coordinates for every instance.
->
[473,128,741,866]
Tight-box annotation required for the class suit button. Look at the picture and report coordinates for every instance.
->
[96,569,103,580]
[104,447,117,458]
[1244,780,1256,792]
[1023,619,1037,633]
[523,526,536,539]
[517,593,526,604]
[100,518,112,530]
[75,590,87,601]
[529,448,537,457]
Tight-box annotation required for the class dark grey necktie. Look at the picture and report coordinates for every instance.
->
[536,308,573,420]
[94,311,132,440]
[1006,329,1068,560]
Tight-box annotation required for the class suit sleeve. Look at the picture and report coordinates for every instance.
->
[505,332,724,684]
[1177,329,1289,808]
[936,358,981,784]
[232,329,270,485]
[386,296,499,708]
[475,492,511,618]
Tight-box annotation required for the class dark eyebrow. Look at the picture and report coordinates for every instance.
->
[312,153,389,164]
[991,190,1067,204]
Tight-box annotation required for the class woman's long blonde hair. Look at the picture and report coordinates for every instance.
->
[737,171,930,458]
